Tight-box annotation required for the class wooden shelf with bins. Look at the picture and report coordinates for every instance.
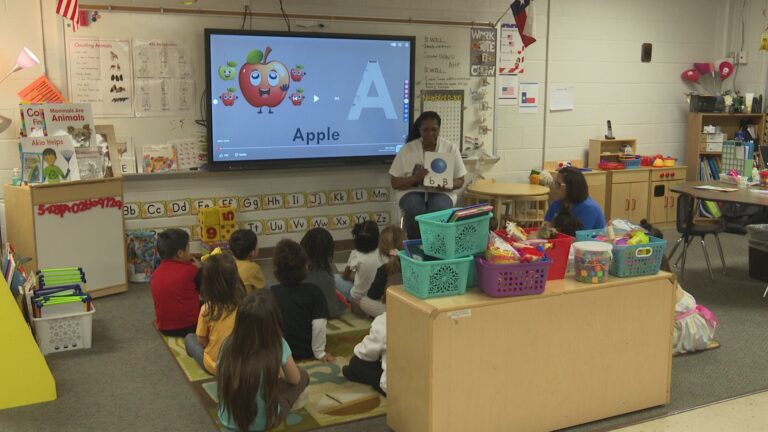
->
[685,113,765,181]
[588,139,637,168]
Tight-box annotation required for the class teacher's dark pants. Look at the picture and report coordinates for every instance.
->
[399,191,453,239]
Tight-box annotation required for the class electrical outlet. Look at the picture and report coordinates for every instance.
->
[738,51,748,65]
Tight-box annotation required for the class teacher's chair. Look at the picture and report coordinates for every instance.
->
[669,193,726,280]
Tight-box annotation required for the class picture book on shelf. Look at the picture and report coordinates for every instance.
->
[142,144,177,173]
[423,151,454,189]
[19,103,95,148]
[19,136,81,184]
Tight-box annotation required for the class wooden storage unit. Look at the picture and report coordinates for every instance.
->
[584,170,607,212]
[4,178,127,298]
[685,113,765,181]
[588,138,637,168]
[606,168,650,222]
[648,166,687,224]
[387,273,676,432]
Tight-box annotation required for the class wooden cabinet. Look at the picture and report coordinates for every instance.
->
[584,170,607,212]
[606,169,650,222]
[588,138,637,168]
[648,167,687,224]
[387,273,676,432]
[3,179,127,298]
[685,113,765,181]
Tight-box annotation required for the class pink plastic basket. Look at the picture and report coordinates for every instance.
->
[475,257,551,298]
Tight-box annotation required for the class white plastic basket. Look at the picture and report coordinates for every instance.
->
[30,306,95,355]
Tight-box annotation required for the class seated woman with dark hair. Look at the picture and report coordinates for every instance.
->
[544,167,606,236]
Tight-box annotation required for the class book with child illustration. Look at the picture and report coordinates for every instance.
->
[19,135,81,184]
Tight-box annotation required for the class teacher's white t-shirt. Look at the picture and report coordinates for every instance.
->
[388,137,467,204]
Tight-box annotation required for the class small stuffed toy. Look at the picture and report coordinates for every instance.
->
[538,170,555,188]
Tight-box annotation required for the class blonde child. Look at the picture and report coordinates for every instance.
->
[340,221,388,304]
[217,289,309,431]
[270,239,334,363]
[360,226,406,318]
[229,229,265,294]
[184,254,245,375]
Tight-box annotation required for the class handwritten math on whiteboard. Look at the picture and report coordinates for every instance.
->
[421,90,464,150]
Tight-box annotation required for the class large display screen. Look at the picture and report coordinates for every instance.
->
[205,29,414,170]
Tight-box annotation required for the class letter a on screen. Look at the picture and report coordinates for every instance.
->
[347,61,397,120]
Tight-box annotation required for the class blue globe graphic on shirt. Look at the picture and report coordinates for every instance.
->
[430,158,448,174]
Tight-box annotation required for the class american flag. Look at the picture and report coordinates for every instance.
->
[56,0,79,31]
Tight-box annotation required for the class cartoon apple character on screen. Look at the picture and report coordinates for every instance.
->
[220,87,238,106]
[239,47,290,114]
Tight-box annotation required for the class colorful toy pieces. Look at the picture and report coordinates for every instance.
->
[197,206,237,244]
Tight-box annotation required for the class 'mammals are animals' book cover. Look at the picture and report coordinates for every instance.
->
[19,103,95,148]
[19,136,81,184]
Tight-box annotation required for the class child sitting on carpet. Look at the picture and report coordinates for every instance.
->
[150,228,201,337]
[300,227,348,319]
[639,220,720,355]
[184,254,245,375]
[360,225,406,318]
[343,311,387,396]
[229,229,266,294]
[217,290,310,432]
[341,221,388,314]
[270,239,335,363]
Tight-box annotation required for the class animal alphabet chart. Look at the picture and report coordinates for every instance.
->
[67,38,134,117]
[421,90,464,150]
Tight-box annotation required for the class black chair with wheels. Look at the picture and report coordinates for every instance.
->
[667,192,726,280]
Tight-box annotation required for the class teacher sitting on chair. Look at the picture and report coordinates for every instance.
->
[389,111,467,239]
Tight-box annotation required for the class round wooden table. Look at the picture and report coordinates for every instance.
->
[465,182,550,228]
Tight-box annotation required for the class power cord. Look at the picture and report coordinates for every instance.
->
[279,0,291,32]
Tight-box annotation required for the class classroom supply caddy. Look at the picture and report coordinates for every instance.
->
[576,229,667,277]
[416,208,492,259]
[27,268,95,355]
[523,228,574,280]
[475,256,551,297]
[399,251,472,299]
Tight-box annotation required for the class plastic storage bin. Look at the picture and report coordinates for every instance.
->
[621,156,641,169]
[576,229,667,277]
[573,241,613,283]
[475,256,551,297]
[399,251,472,299]
[31,305,95,355]
[523,228,574,280]
[416,208,492,259]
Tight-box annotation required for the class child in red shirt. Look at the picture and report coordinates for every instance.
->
[150,228,201,336]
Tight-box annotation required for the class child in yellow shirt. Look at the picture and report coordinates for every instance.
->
[229,229,265,294]
[184,254,245,375]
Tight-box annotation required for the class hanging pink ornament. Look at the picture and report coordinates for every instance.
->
[681,68,700,83]
[693,62,711,75]
[718,61,734,80]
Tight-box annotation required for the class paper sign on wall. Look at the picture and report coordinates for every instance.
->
[239,195,261,212]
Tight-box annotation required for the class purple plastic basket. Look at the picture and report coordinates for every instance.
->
[475,257,551,298]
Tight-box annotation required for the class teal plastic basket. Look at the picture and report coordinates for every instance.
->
[416,208,492,259]
[575,229,667,277]
[398,251,472,299]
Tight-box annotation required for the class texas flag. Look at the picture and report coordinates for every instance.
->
[510,0,536,48]
[56,0,80,31]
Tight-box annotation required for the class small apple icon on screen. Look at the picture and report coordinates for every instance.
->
[239,47,290,114]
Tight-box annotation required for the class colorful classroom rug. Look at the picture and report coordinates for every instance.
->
[160,311,386,431]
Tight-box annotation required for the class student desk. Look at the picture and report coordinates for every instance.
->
[387,272,676,432]
[669,181,768,206]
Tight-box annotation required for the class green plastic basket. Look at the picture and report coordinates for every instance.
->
[399,251,472,299]
[575,229,667,277]
[416,208,492,259]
